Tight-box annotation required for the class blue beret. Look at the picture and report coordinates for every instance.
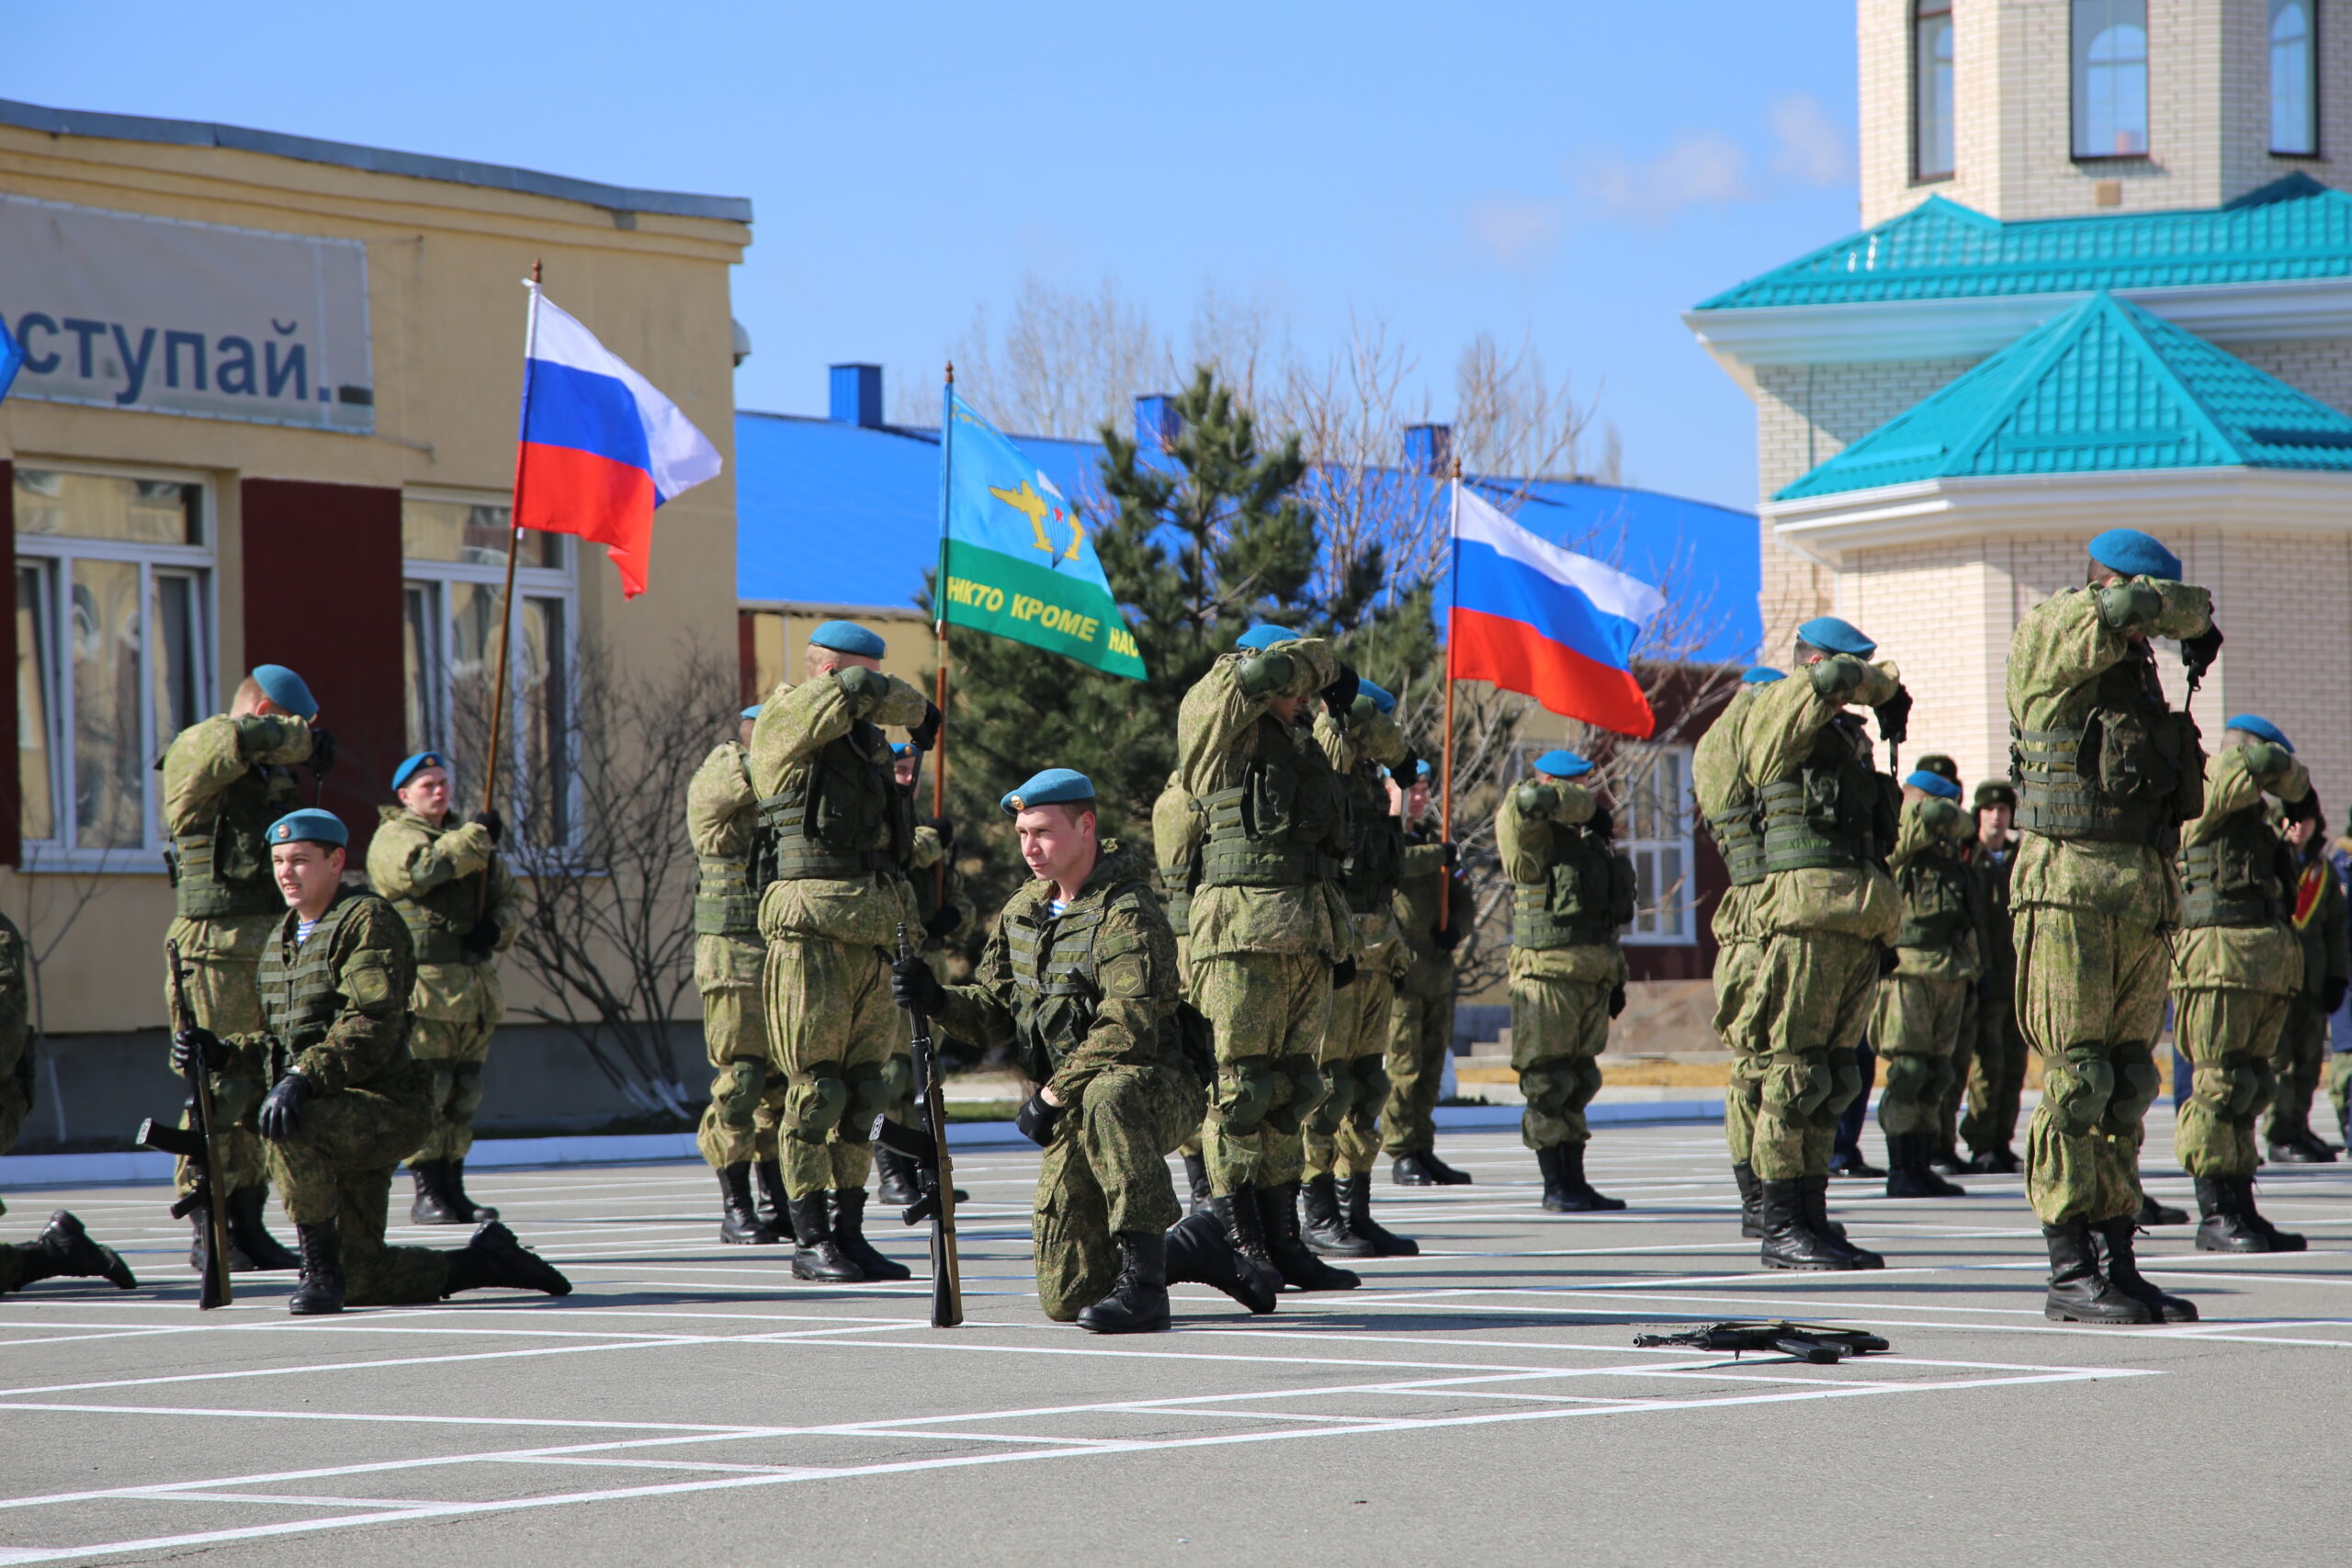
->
[890,742,916,760]
[1533,749,1593,779]
[267,808,346,848]
[1001,767,1096,814]
[808,619,888,658]
[1358,678,1396,714]
[1236,624,1297,652]
[2225,714,2293,752]
[1742,666,1786,684]
[251,663,318,720]
[1795,617,1876,659]
[741,705,762,720]
[2087,527,2183,581]
[1414,758,1433,781]
[390,751,448,792]
[1905,769,1962,800]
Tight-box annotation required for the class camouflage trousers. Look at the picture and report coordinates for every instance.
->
[2015,906,2169,1227]
[695,982,786,1170]
[1193,950,1332,1196]
[2173,987,2290,1179]
[1712,937,1767,1165]
[1961,978,2029,1157]
[1306,943,1398,1182]
[262,1066,452,1306]
[164,915,277,1201]
[1935,985,1978,1155]
[1871,974,1967,1138]
[2327,1051,2352,1144]
[1035,1063,1203,1321]
[2265,998,2330,1148]
[1747,931,1876,1180]
[764,933,899,1201]
[1382,980,1453,1157]
[1510,962,1610,1151]
[405,1013,496,1165]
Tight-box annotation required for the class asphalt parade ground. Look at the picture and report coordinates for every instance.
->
[2,1122,2347,1567]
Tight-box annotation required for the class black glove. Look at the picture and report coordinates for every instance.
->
[1321,663,1361,722]
[1442,840,1458,868]
[908,701,943,753]
[889,954,943,1014]
[2325,976,2348,1016]
[923,813,956,854]
[2181,623,2224,690]
[1396,750,1421,789]
[922,905,962,942]
[460,919,502,958]
[306,726,337,776]
[2285,789,2321,826]
[469,807,504,845]
[1878,944,1901,976]
[1014,1091,1065,1147]
[1873,688,1913,746]
[1330,957,1356,990]
[1432,920,1465,953]
[257,1073,311,1142]
[1608,983,1627,1020]
[1587,803,1614,840]
[170,1027,228,1076]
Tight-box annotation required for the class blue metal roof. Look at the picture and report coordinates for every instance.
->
[736,412,1762,661]
[1776,291,2352,501]
[1697,175,2352,310]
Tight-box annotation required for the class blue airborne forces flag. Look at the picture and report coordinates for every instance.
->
[935,389,1146,680]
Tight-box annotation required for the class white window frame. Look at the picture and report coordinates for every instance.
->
[14,460,216,872]
[401,487,580,852]
[1620,742,1698,947]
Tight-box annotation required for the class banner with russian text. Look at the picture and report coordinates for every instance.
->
[937,389,1145,680]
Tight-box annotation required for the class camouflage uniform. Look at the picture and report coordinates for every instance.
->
[1494,779,1629,1151]
[1871,798,1980,1141]
[2007,580,2210,1227]
[933,842,1203,1319]
[1382,820,1468,1158]
[1152,772,1210,1181]
[2266,818,2347,1155]
[685,739,787,1170]
[366,807,519,1165]
[1959,829,2026,1163]
[161,712,313,1199]
[1693,682,1770,1168]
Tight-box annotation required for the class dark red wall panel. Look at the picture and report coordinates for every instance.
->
[0,460,17,868]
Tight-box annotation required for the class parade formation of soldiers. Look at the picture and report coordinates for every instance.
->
[3,524,2346,1333]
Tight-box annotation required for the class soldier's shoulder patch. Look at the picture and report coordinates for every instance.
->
[345,959,395,1010]
[1101,951,1152,999]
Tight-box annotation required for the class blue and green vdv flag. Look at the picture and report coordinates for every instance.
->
[936,389,1146,681]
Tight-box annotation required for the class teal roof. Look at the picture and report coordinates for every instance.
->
[1775,291,2352,500]
[1699,175,2352,310]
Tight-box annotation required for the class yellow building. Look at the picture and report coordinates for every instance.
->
[0,99,751,1035]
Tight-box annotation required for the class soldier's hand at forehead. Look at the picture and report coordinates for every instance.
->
[908,701,943,752]
[306,727,338,776]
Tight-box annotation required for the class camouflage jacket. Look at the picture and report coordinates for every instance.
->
[1393,820,1471,997]
[161,713,313,920]
[235,890,420,1096]
[1695,682,1766,947]
[1964,833,2018,986]
[1740,663,1901,943]
[747,668,929,948]
[1888,798,1981,982]
[1495,774,1626,984]
[366,808,518,1005]
[2173,746,2307,996]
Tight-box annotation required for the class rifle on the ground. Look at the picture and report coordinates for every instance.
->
[1634,1321,1890,1365]
[138,940,232,1309]
[878,922,962,1327]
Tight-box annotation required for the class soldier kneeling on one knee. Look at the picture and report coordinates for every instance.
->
[890,769,1279,1333]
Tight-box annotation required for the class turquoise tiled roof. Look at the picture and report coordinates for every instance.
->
[1775,291,2352,500]
[1699,175,2352,310]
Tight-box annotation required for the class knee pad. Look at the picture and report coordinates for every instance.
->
[1880,1054,1930,1106]
[1314,1064,1356,1132]
[447,1065,487,1121]
[783,1068,849,1144]
[1214,1058,1276,1136]
[2046,1046,2115,1135]
[836,1064,892,1143]
[1519,1058,1581,1119]
[1820,1053,1860,1121]
[1760,1051,1830,1120]
[712,1059,767,1131]
[2222,1056,2264,1120]
[2103,1044,2159,1134]
[882,1054,914,1107]
[1350,1056,1390,1122]
[1264,1055,1328,1136]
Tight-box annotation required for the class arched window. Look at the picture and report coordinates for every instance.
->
[2272,0,2318,155]
[1915,0,1955,179]
[2073,0,2150,159]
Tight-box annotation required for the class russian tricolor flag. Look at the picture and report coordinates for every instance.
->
[1447,485,1665,738]
[514,284,721,598]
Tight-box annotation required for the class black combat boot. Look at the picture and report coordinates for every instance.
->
[2093,1217,2197,1323]
[1210,1185,1274,1274]
[1805,1175,1881,1268]
[443,1159,498,1224]
[288,1220,345,1315]
[1259,1182,1359,1291]
[754,1160,796,1241]
[1393,1148,1474,1185]
[1734,1162,1763,1238]
[1758,1179,1854,1271]
[873,1142,923,1207]
[1928,1140,1968,1177]
[6,1211,137,1292]
[2136,1190,2189,1226]
[1299,1173,1374,1258]
[408,1160,465,1225]
[1887,1134,1965,1199]
[2193,1175,2270,1253]
[2042,1220,2153,1324]
[1540,1144,1626,1213]
[1342,1174,1418,1257]
[788,1193,862,1282]
[2233,1175,2305,1252]
[441,1220,572,1297]
[1182,1151,1215,1216]
[717,1164,780,1245]
[1965,1144,2019,1175]
[1163,1212,1278,1314]
[225,1185,301,1269]
[829,1189,911,1281]
[1076,1231,1171,1334]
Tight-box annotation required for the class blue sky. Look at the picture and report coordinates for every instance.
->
[14,1,1860,512]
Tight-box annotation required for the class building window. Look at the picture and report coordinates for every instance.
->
[13,467,211,859]
[2074,0,2151,158]
[401,495,575,848]
[2272,0,2319,154]
[1621,744,1696,946]
[1915,0,1956,179]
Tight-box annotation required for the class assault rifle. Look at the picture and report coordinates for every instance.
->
[1633,1321,1891,1365]
[138,940,232,1309]
[878,923,963,1327]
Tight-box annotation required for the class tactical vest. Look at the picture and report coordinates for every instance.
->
[396,848,486,964]
[1512,819,1636,950]
[2012,650,2201,848]
[1002,874,1155,1079]
[695,750,763,935]
[169,761,288,919]
[256,894,371,1059]
[2178,807,2292,929]
[1895,850,1973,951]
[1340,769,1407,913]
[1198,714,1347,889]
[1706,801,1769,888]
[754,721,912,883]
[1760,719,1894,873]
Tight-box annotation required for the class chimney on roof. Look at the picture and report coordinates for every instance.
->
[829,364,883,428]
[1135,393,1180,452]
[1403,423,1453,476]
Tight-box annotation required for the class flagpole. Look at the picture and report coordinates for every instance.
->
[1438,456,1461,933]
[483,258,542,836]
[933,362,954,905]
